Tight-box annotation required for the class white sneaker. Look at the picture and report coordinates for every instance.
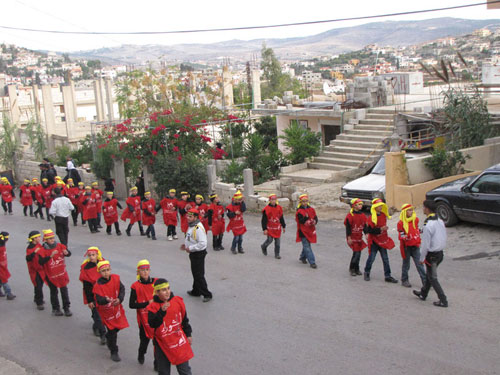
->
[167,235,173,241]
[173,235,178,240]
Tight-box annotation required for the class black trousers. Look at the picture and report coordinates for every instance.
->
[189,250,212,298]
[145,224,156,238]
[23,205,33,216]
[71,208,79,225]
[34,273,44,306]
[34,203,44,218]
[106,222,121,234]
[349,251,362,272]
[106,328,119,354]
[212,234,224,249]
[138,324,151,356]
[88,218,98,232]
[54,216,69,246]
[47,279,70,310]
[420,251,447,303]
[127,222,144,234]
[167,225,177,236]
[1,200,12,213]
[45,207,51,220]
[154,340,192,375]
[91,306,106,337]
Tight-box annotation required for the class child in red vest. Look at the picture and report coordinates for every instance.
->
[177,192,193,235]
[81,186,99,233]
[344,198,367,276]
[25,231,45,308]
[207,193,225,251]
[77,182,86,225]
[194,194,209,232]
[65,178,80,226]
[1,177,14,215]
[363,198,398,283]
[261,194,286,259]
[93,260,129,362]
[296,194,318,269]
[226,191,247,254]
[142,192,157,240]
[160,189,178,241]
[41,178,53,221]
[38,229,72,316]
[103,191,122,235]
[79,247,107,344]
[0,231,15,300]
[398,204,426,288]
[19,179,34,217]
[32,178,45,220]
[130,259,157,366]
[121,186,145,236]
[147,278,193,375]
[91,182,104,228]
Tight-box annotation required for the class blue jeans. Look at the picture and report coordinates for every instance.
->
[300,237,316,265]
[231,235,243,250]
[401,246,426,284]
[0,282,13,296]
[262,236,281,256]
[364,243,392,278]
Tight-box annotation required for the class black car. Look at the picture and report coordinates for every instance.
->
[425,163,500,227]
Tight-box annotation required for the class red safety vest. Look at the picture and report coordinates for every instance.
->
[226,203,247,236]
[102,199,119,225]
[131,278,157,339]
[160,198,178,226]
[367,213,395,253]
[40,243,69,288]
[147,296,194,366]
[26,243,45,286]
[79,261,102,304]
[263,204,284,239]
[397,218,421,259]
[344,211,368,252]
[208,203,225,235]
[93,274,129,330]
[295,206,317,243]
[142,199,156,226]
[0,245,10,283]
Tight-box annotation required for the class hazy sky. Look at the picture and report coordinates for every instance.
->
[2,0,499,52]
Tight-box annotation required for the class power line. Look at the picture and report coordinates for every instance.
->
[0,1,498,36]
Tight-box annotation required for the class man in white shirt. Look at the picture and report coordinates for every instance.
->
[180,208,212,302]
[49,187,74,246]
[413,200,448,308]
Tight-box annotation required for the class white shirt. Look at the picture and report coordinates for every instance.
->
[49,196,75,218]
[184,220,207,252]
[67,160,75,170]
[419,215,447,262]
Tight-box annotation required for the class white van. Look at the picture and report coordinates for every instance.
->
[340,156,386,206]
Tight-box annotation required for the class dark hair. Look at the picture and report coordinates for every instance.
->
[423,200,436,212]
[54,187,62,195]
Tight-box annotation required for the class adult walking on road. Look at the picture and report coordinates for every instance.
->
[49,187,74,246]
[181,209,212,303]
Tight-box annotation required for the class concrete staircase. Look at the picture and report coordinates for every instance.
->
[280,109,396,183]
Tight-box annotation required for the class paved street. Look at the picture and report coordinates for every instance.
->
[1,201,499,375]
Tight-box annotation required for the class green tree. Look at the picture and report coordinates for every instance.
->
[0,116,20,171]
[260,44,307,99]
[25,118,47,160]
[253,116,277,149]
[279,121,321,165]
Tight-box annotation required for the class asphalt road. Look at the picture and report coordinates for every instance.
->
[1,202,499,375]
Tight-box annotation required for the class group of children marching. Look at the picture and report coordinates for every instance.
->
[344,197,448,307]
[0,226,195,372]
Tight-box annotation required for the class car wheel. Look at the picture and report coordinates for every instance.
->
[436,202,458,227]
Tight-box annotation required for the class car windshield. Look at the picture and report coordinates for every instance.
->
[371,157,385,175]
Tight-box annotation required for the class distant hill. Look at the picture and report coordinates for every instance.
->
[70,18,500,64]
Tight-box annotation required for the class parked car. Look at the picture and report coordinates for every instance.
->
[425,163,500,227]
[340,152,427,206]
[340,156,385,206]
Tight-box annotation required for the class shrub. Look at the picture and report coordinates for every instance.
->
[55,145,71,166]
[152,153,208,198]
[423,147,470,179]
[279,122,321,165]
[220,159,245,185]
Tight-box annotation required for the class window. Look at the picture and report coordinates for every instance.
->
[290,119,308,129]
[470,174,500,194]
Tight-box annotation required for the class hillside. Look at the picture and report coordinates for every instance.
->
[71,18,500,64]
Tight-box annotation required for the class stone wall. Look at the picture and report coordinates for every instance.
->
[15,160,97,186]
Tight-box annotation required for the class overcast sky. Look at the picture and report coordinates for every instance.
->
[1,0,499,52]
